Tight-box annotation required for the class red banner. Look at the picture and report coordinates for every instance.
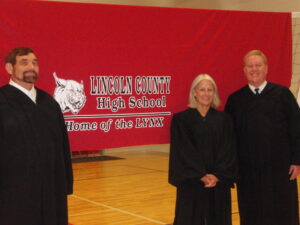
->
[0,0,292,151]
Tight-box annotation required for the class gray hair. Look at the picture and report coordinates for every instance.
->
[188,74,221,109]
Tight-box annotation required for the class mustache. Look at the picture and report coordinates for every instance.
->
[23,70,38,76]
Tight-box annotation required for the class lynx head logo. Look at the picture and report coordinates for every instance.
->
[53,72,86,114]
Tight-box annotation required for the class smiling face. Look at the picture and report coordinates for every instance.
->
[244,54,268,87]
[194,79,214,108]
[5,53,39,90]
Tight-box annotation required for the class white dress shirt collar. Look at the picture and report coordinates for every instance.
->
[9,79,37,103]
[248,80,267,94]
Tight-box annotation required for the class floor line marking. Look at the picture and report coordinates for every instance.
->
[71,194,166,224]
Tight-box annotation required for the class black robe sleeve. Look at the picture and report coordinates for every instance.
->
[57,103,74,195]
[224,95,234,119]
[168,113,206,187]
[213,113,238,183]
[282,88,300,165]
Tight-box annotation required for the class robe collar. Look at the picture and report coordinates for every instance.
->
[191,107,215,120]
[244,81,275,97]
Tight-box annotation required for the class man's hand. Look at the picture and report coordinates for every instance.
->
[289,165,300,180]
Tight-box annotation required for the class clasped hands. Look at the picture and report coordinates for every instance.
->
[200,174,219,188]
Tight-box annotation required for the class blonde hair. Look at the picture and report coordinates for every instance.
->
[188,74,221,109]
[244,49,268,65]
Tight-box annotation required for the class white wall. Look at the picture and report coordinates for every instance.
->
[46,0,300,12]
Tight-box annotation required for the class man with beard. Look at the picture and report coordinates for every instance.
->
[0,47,73,225]
[225,49,300,225]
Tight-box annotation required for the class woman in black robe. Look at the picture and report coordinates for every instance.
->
[169,74,238,225]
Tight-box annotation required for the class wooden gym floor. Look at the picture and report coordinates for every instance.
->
[68,149,239,225]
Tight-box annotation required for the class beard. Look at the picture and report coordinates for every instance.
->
[23,70,38,83]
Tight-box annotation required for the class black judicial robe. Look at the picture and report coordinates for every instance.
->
[169,108,237,225]
[225,82,300,225]
[0,85,73,225]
